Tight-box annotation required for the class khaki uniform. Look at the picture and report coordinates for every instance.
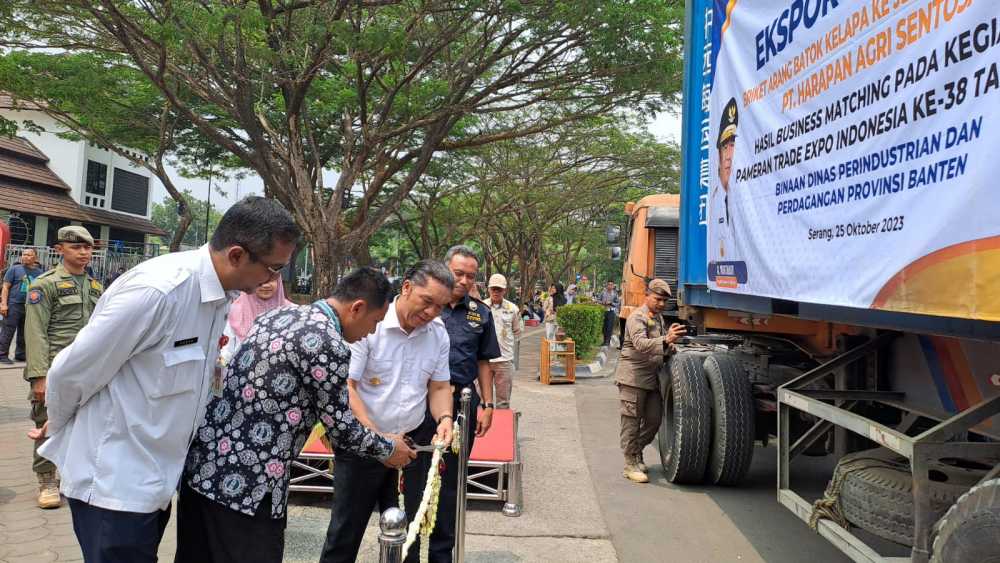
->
[23,263,102,474]
[616,303,671,458]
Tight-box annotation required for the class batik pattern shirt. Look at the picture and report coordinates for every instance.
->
[183,303,394,518]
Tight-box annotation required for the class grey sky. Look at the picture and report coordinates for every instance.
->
[151,111,684,213]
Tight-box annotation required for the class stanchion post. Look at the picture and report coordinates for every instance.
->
[378,507,406,563]
[454,388,473,563]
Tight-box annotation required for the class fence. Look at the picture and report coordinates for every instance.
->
[3,243,161,283]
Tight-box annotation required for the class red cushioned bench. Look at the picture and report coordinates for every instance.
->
[289,424,335,493]
[468,408,523,516]
[290,411,523,518]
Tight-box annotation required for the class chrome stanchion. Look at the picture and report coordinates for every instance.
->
[378,507,406,563]
[454,388,473,563]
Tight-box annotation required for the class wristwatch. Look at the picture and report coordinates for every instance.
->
[482,402,495,410]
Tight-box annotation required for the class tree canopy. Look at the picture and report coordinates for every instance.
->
[1,0,684,294]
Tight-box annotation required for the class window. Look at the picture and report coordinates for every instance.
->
[110,168,150,215]
[85,161,107,196]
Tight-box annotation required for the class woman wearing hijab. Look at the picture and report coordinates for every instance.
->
[220,277,293,365]
[543,282,566,341]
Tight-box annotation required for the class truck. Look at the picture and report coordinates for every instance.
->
[619,2,1000,562]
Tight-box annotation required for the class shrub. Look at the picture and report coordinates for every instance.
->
[557,304,604,360]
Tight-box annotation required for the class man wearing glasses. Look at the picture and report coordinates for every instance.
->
[32,197,300,562]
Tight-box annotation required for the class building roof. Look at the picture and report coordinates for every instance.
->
[0,136,69,191]
[0,135,167,237]
[0,93,43,111]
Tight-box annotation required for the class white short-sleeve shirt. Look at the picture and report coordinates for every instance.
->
[349,299,451,435]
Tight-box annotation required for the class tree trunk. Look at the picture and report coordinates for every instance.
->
[309,230,339,298]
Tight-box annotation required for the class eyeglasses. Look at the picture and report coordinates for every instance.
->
[245,248,287,278]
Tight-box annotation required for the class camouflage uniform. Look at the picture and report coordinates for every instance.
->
[616,279,674,472]
[24,241,101,477]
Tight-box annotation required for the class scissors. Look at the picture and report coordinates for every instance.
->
[404,436,445,453]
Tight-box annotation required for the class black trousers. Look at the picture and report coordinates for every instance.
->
[68,498,171,563]
[0,301,26,360]
[418,386,480,563]
[320,418,435,563]
[174,483,285,563]
[602,310,616,346]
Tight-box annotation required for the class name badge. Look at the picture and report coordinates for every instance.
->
[174,337,199,347]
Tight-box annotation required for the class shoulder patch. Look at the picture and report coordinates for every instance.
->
[36,270,56,280]
[90,279,103,291]
[27,289,42,304]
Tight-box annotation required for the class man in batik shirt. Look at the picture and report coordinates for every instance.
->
[175,268,416,563]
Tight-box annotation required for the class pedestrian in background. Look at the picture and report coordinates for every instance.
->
[177,267,415,563]
[219,276,292,365]
[565,283,577,304]
[23,227,100,508]
[597,280,621,347]
[34,197,300,562]
[543,282,565,341]
[487,274,522,409]
[320,261,454,563]
[0,247,43,364]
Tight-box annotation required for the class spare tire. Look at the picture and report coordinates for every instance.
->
[835,448,988,547]
[658,353,712,484]
[704,354,755,485]
[931,477,1000,563]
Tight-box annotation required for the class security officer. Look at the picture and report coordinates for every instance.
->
[617,278,685,483]
[710,97,739,265]
[426,244,500,562]
[24,226,100,508]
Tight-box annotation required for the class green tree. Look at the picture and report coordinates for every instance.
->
[0,52,220,251]
[151,190,224,249]
[393,117,679,303]
[1,0,684,295]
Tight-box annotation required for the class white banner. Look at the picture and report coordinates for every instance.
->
[707,0,1000,321]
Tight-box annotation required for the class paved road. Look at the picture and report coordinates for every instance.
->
[574,375,851,563]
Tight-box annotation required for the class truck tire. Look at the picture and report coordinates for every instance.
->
[931,478,1000,563]
[704,354,755,485]
[836,448,986,547]
[658,353,712,484]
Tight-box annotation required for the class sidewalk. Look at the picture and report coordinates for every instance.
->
[0,361,180,562]
[0,327,616,562]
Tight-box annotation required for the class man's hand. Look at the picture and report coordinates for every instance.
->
[30,377,46,403]
[435,417,454,447]
[476,408,493,437]
[28,421,48,441]
[382,434,417,469]
[0,303,7,317]
[665,323,687,346]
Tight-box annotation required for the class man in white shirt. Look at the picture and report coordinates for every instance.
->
[33,196,300,563]
[486,274,522,409]
[320,260,456,563]
[710,97,739,267]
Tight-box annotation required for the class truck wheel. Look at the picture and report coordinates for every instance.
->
[835,448,986,547]
[658,353,712,484]
[704,354,755,485]
[931,477,1000,563]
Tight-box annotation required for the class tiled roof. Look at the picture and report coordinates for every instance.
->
[0,179,167,236]
[0,135,166,237]
[0,137,69,192]
[0,136,48,162]
[81,206,168,237]
[0,94,43,110]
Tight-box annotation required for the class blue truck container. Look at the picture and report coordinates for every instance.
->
[622,2,1000,561]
